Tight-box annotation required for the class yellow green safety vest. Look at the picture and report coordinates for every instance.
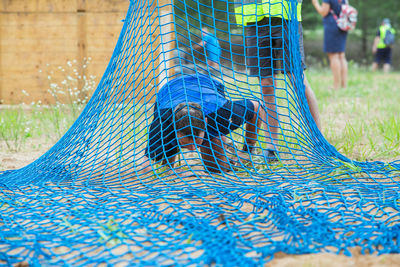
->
[377,25,396,49]
[234,0,302,26]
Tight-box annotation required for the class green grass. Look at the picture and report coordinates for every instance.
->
[0,59,95,152]
[0,107,32,151]
[0,104,84,151]
[308,67,400,162]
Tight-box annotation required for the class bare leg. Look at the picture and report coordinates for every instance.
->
[303,75,322,130]
[383,63,391,73]
[286,73,321,130]
[339,52,348,88]
[261,77,278,149]
[244,100,264,147]
[327,53,341,90]
[371,62,378,72]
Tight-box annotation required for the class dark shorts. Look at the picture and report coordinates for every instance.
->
[146,100,255,161]
[374,48,392,64]
[245,17,306,78]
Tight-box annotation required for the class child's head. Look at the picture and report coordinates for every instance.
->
[383,18,391,26]
[174,102,206,150]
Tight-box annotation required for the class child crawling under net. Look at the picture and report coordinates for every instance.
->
[141,74,265,173]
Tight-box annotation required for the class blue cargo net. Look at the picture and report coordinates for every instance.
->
[1,0,400,265]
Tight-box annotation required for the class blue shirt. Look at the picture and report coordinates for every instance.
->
[156,74,227,115]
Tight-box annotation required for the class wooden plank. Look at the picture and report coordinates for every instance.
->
[0,0,176,104]
[77,0,87,95]
[1,0,129,13]
[0,11,3,103]
[0,5,127,104]
[85,0,129,12]
[1,12,78,104]
[131,0,175,103]
[0,0,77,13]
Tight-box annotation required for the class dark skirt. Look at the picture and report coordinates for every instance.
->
[323,21,348,53]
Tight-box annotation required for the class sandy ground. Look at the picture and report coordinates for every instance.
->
[267,251,400,267]
[1,141,400,266]
[0,150,47,172]
[0,140,52,172]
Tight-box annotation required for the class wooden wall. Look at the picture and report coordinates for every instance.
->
[0,0,131,104]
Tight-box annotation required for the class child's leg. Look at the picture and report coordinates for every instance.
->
[242,100,264,153]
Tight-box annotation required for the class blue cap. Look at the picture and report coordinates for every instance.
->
[383,18,391,25]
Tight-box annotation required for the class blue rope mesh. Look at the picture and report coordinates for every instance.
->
[1,0,400,265]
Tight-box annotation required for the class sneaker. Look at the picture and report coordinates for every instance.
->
[262,149,279,162]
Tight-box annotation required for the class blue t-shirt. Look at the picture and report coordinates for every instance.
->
[156,74,227,115]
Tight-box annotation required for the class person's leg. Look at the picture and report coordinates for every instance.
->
[339,52,348,88]
[371,62,379,71]
[303,74,322,130]
[261,77,278,150]
[383,48,392,73]
[373,49,383,71]
[285,70,321,131]
[244,100,263,146]
[245,18,278,150]
[327,53,341,89]
[289,22,321,130]
[383,63,391,73]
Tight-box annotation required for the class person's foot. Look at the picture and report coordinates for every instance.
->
[262,149,279,162]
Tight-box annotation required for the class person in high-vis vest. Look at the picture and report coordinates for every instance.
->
[372,18,396,73]
[235,0,321,162]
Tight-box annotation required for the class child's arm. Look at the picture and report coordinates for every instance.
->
[200,136,231,173]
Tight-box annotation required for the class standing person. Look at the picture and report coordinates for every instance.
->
[194,27,221,69]
[312,0,348,90]
[235,0,322,162]
[372,18,396,73]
